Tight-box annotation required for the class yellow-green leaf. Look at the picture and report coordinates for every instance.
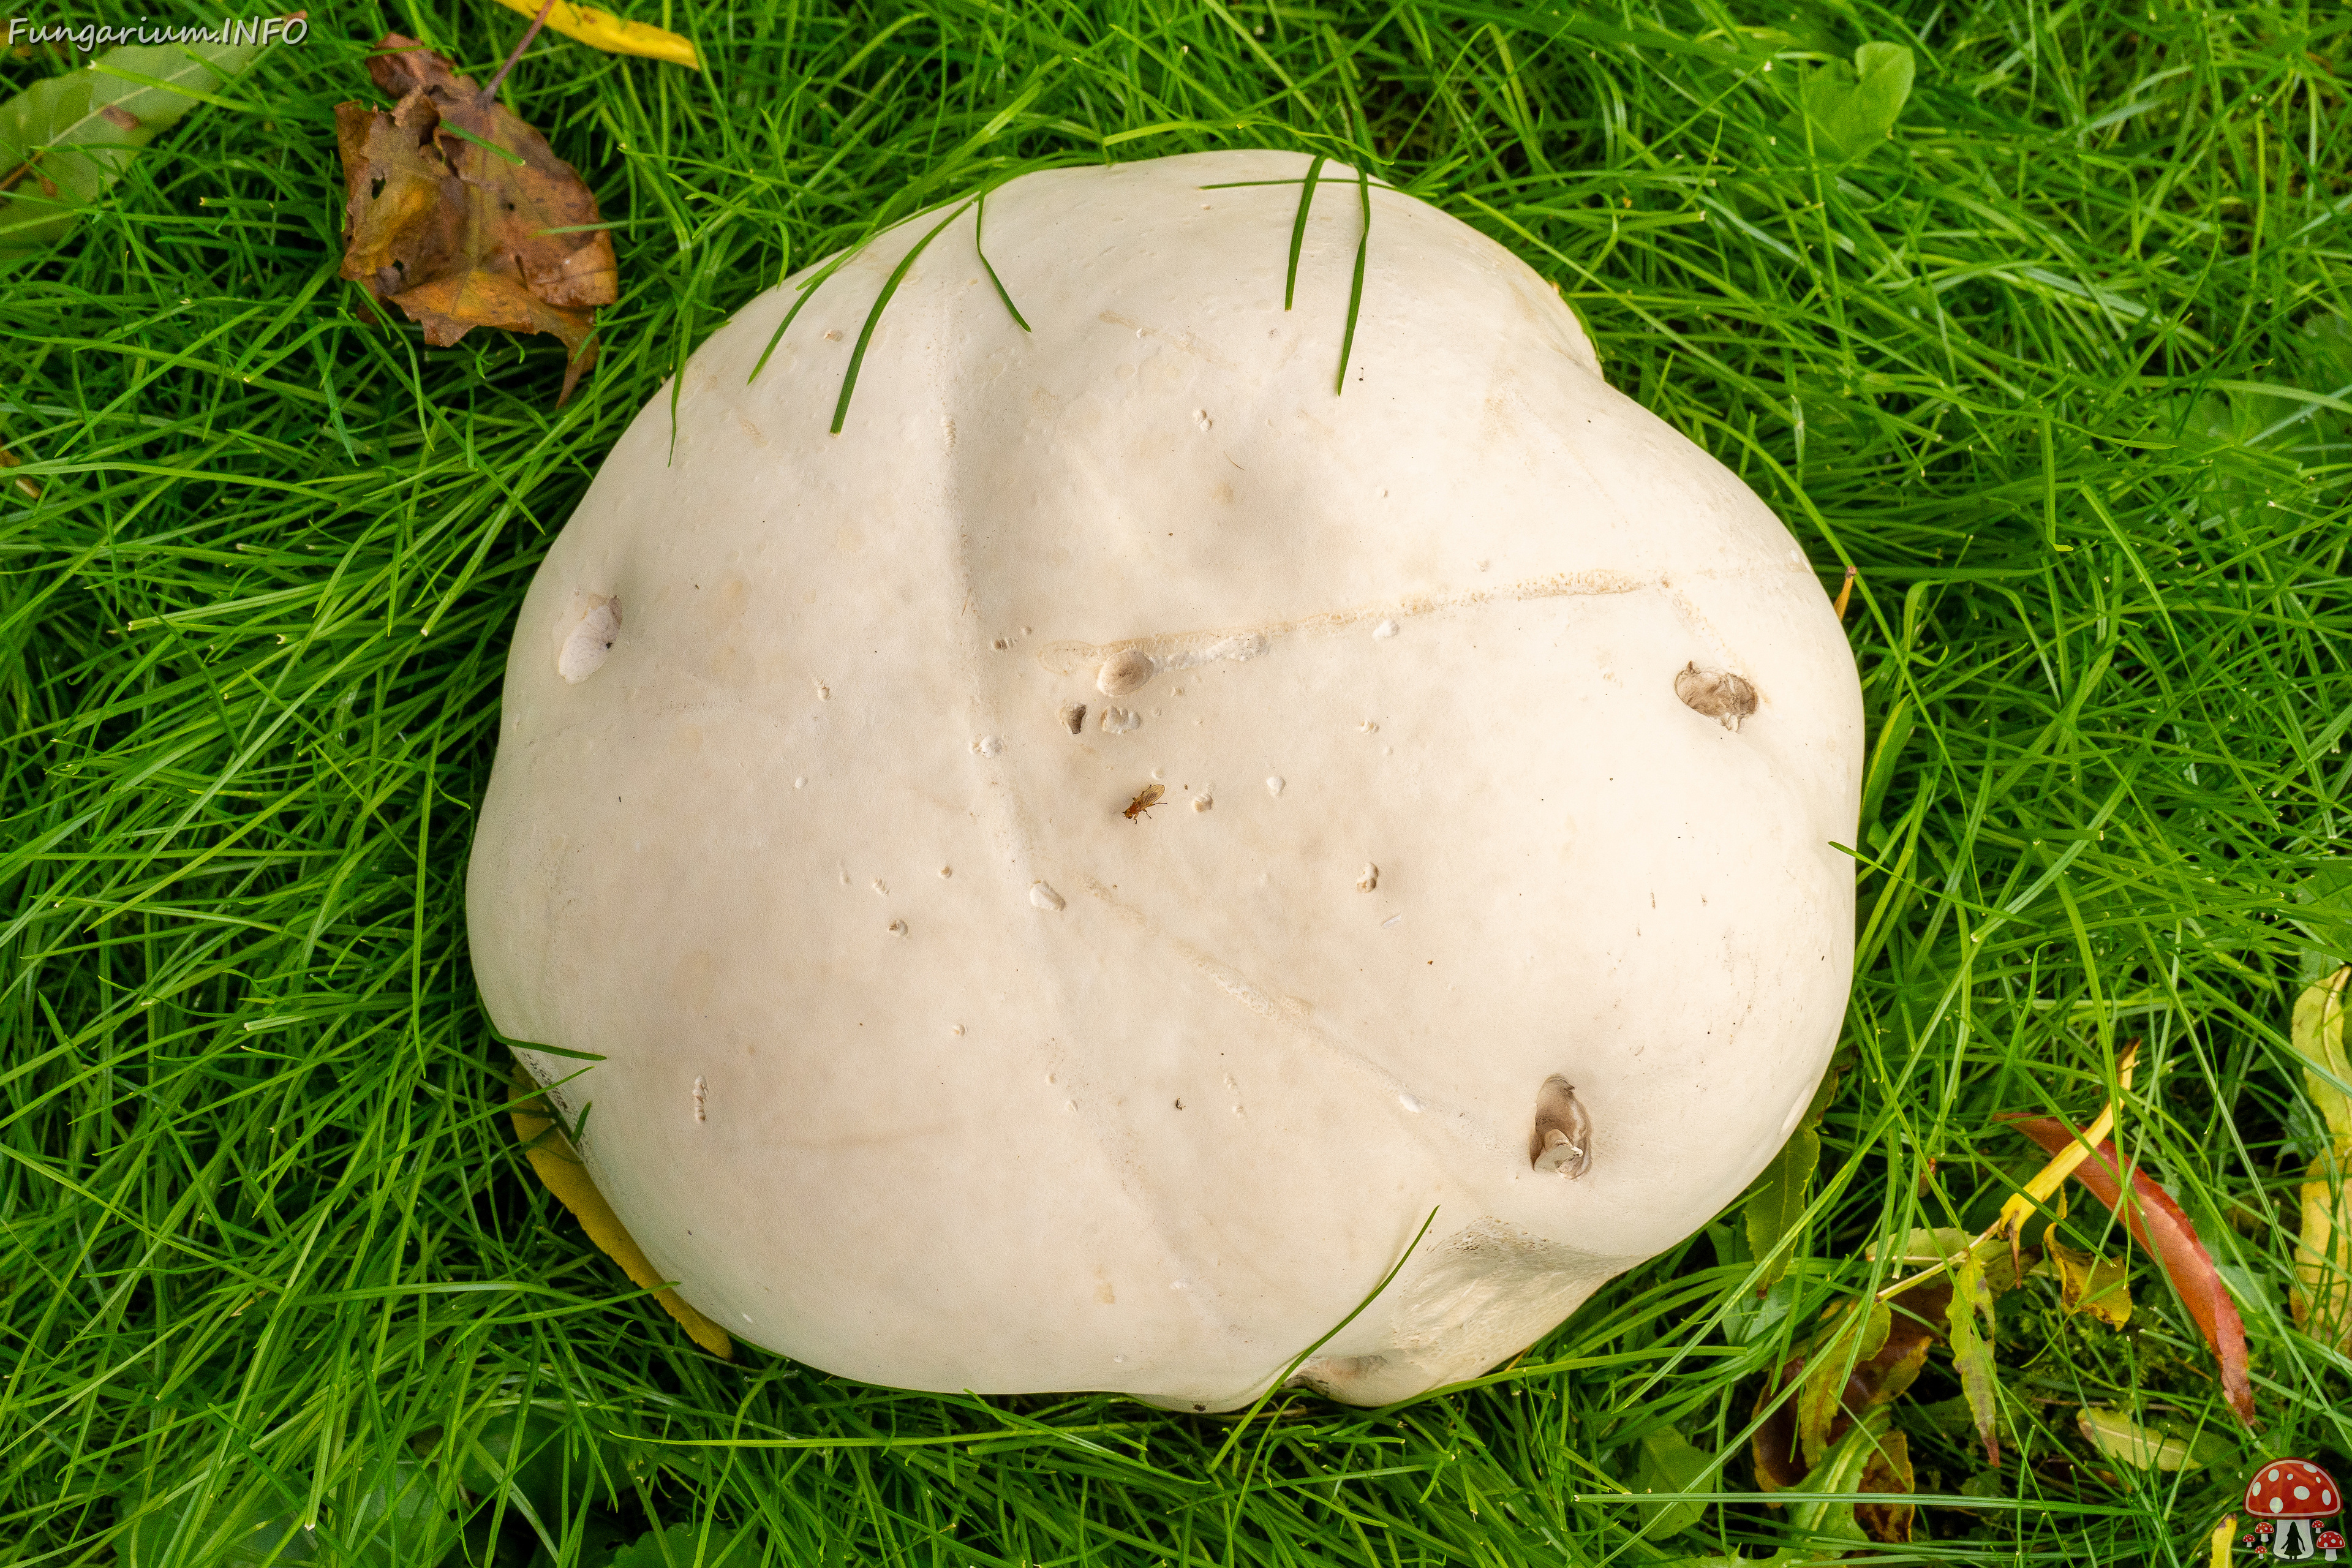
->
[2290,968,2352,1344]
[2291,967,2352,1145]
[1743,1058,1845,1291]
[1797,1298,1889,1467]
[1633,1428,1715,1539]
[1778,1406,1893,1559]
[1795,42,1916,162]
[2043,1231,2132,1326]
[1947,1244,2000,1464]
[2076,1407,2234,1472]
[0,32,277,255]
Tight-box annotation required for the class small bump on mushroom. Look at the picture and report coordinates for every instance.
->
[1098,706,1141,734]
[1529,1076,1593,1177]
[1096,647,1155,696]
[1058,701,1088,735]
[556,595,622,684]
[1355,864,1379,892]
[1673,662,1759,731]
[1265,775,1284,797]
[1029,881,1066,912]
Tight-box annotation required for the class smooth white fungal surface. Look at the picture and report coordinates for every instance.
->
[468,149,1862,1414]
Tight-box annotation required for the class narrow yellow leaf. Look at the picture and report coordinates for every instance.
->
[508,1063,732,1358]
[1993,1041,2139,1263]
[487,0,700,68]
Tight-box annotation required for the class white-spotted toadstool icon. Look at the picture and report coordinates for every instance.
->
[2244,1459,2342,1561]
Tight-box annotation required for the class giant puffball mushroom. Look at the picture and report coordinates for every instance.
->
[466,148,1863,1411]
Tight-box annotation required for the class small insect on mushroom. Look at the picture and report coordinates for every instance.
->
[1122,783,1166,821]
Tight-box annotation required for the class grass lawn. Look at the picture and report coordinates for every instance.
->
[4,0,2350,1563]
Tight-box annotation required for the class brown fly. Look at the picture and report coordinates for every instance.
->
[1121,783,1166,822]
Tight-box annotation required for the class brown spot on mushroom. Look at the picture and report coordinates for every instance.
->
[1529,1076,1591,1177]
[1673,662,1758,731]
[1058,701,1088,735]
[1097,647,1154,696]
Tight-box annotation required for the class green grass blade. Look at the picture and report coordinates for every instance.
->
[1281,153,1325,311]
[830,200,973,434]
[1335,163,1370,395]
[973,186,1030,333]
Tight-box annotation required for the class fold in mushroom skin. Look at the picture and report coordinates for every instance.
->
[466,149,1863,1411]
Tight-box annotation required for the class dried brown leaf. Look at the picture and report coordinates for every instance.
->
[1753,1286,1941,1495]
[1855,1427,1915,1544]
[334,33,616,403]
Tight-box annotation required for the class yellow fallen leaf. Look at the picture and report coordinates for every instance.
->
[2042,1226,2132,1326]
[487,0,699,68]
[2291,967,2352,1140]
[2291,967,2352,1346]
[2213,1514,2239,1568]
[508,1063,732,1357]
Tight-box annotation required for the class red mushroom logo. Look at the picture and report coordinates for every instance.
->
[2243,1461,2343,1561]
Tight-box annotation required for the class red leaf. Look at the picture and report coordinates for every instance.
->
[2003,1116,2253,1425]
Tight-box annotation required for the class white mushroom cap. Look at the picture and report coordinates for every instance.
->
[466,149,1862,1410]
